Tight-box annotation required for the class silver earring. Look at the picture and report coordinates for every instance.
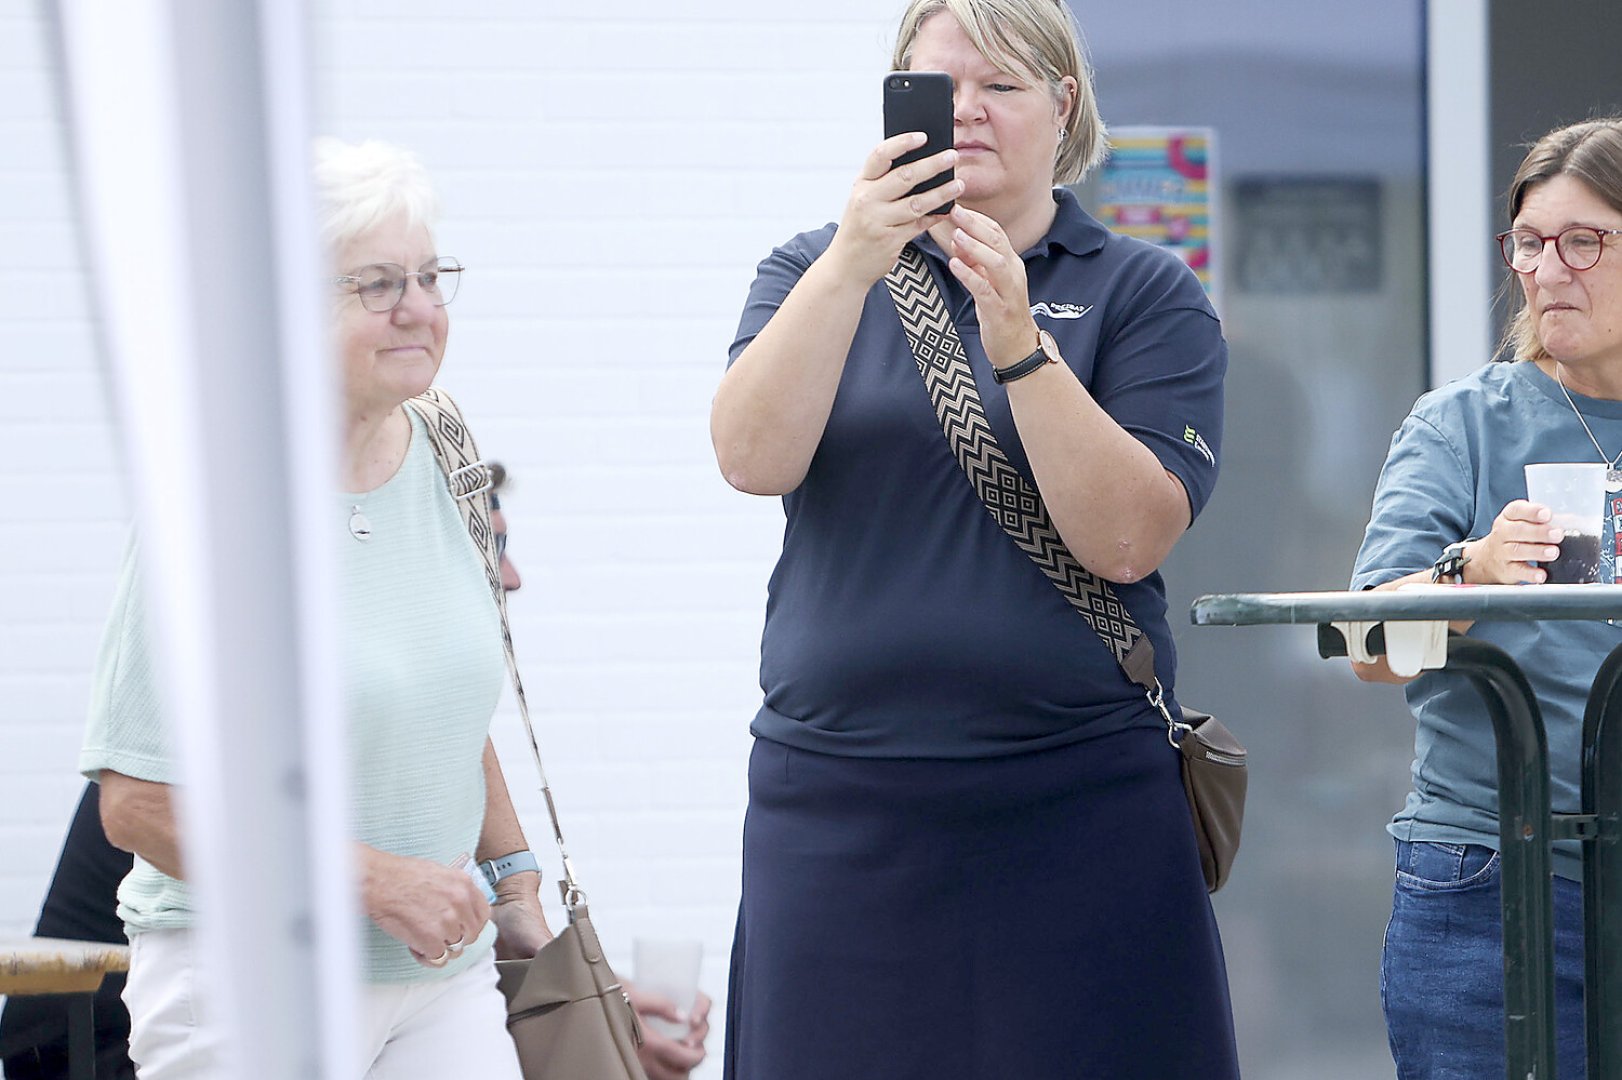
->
[1057,129,1068,142]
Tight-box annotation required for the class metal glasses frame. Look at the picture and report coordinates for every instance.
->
[333,256,463,312]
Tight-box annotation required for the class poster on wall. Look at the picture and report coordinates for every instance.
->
[1091,126,1218,308]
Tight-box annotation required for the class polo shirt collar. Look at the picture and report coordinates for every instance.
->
[1044,187,1109,258]
[914,187,1109,264]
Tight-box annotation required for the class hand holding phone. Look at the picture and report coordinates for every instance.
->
[883,71,955,214]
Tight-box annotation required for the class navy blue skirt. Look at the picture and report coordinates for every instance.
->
[723,725,1240,1080]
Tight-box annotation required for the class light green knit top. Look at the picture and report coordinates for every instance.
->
[80,409,507,982]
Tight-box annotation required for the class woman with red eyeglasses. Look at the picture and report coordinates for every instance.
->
[1349,117,1622,1078]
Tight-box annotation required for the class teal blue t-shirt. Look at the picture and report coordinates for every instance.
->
[1352,359,1622,879]
[80,408,507,980]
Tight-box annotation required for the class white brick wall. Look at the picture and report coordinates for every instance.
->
[1,2,910,1072]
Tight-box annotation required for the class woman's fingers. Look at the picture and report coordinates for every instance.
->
[406,882,489,966]
[863,131,928,179]
[363,849,490,966]
[945,205,1039,366]
[830,139,964,283]
[1471,500,1567,583]
[949,227,1006,270]
[874,146,959,198]
[950,204,1013,245]
[1500,498,1553,525]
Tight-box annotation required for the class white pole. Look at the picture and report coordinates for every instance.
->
[47,1,359,1075]
[1426,0,1494,388]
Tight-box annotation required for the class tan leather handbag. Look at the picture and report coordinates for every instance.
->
[409,389,649,1078]
[883,246,1247,892]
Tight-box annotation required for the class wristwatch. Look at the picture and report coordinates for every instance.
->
[479,849,540,889]
[1430,540,1471,583]
[991,329,1062,384]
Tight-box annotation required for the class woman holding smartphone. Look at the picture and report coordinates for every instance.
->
[710,0,1237,1076]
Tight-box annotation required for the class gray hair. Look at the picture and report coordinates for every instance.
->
[311,137,439,256]
[891,0,1107,185]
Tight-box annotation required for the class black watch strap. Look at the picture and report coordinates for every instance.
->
[991,347,1051,384]
[1431,541,1470,583]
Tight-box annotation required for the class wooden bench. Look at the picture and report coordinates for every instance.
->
[0,937,131,1080]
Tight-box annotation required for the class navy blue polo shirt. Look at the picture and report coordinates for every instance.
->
[728,188,1226,759]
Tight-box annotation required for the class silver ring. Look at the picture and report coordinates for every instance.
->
[446,934,467,955]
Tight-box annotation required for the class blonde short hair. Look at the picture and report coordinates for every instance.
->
[1500,118,1622,363]
[311,137,439,256]
[891,0,1107,185]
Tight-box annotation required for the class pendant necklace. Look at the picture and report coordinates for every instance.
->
[1556,371,1622,493]
[348,504,373,541]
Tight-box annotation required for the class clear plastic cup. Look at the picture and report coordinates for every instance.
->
[1524,462,1607,583]
[631,937,703,1039]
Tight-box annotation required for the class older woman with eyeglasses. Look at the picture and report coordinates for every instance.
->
[1350,116,1622,1078]
[80,138,550,1079]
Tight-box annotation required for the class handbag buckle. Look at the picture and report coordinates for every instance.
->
[1148,680,1192,747]
[558,856,588,910]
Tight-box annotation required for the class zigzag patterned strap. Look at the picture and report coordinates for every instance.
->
[405,388,586,906]
[883,244,1159,691]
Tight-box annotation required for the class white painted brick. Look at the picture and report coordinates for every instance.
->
[0,622,108,673]
[10,220,83,268]
[2,473,127,509]
[0,121,60,166]
[2,325,100,372]
[0,269,92,321]
[0,73,50,120]
[0,175,74,221]
[0,425,118,471]
[0,15,48,72]
[0,376,121,421]
[0,519,128,569]
[0,677,94,722]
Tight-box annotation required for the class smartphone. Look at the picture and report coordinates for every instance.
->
[883,71,955,214]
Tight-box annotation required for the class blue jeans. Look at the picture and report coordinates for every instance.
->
[1382,839,1587,1079]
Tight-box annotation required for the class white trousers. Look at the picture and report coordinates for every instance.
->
[123,929,524,1080]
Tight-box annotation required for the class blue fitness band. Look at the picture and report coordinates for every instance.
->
[479,849,540,888]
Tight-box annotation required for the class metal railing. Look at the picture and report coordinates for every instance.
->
[1191,586,1621,1080]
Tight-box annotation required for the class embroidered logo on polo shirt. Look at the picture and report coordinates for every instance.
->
[1184,425,1215,467]
[1030,301,1093,320]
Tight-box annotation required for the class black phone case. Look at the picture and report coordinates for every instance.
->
[883,71,954,213]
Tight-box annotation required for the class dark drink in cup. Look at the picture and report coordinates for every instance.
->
[1544,532,1602,584]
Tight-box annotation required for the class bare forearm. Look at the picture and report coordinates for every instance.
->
[1350,569,1472,683]
[477,741,553,952]
[98,771,185,879]
[1006,367,1190,582]
[477,739,527,864]
[711,256,871,495]
[477,740,547,902]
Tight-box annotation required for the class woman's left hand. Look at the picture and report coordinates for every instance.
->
[940,205,1041,369]
[626,983,711,1080]
[489,877,553,960]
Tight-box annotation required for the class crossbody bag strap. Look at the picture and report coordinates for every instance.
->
[405,388,586,906]
[882,245,1177,722]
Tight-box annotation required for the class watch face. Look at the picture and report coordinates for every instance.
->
[1037,329,1061,363]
